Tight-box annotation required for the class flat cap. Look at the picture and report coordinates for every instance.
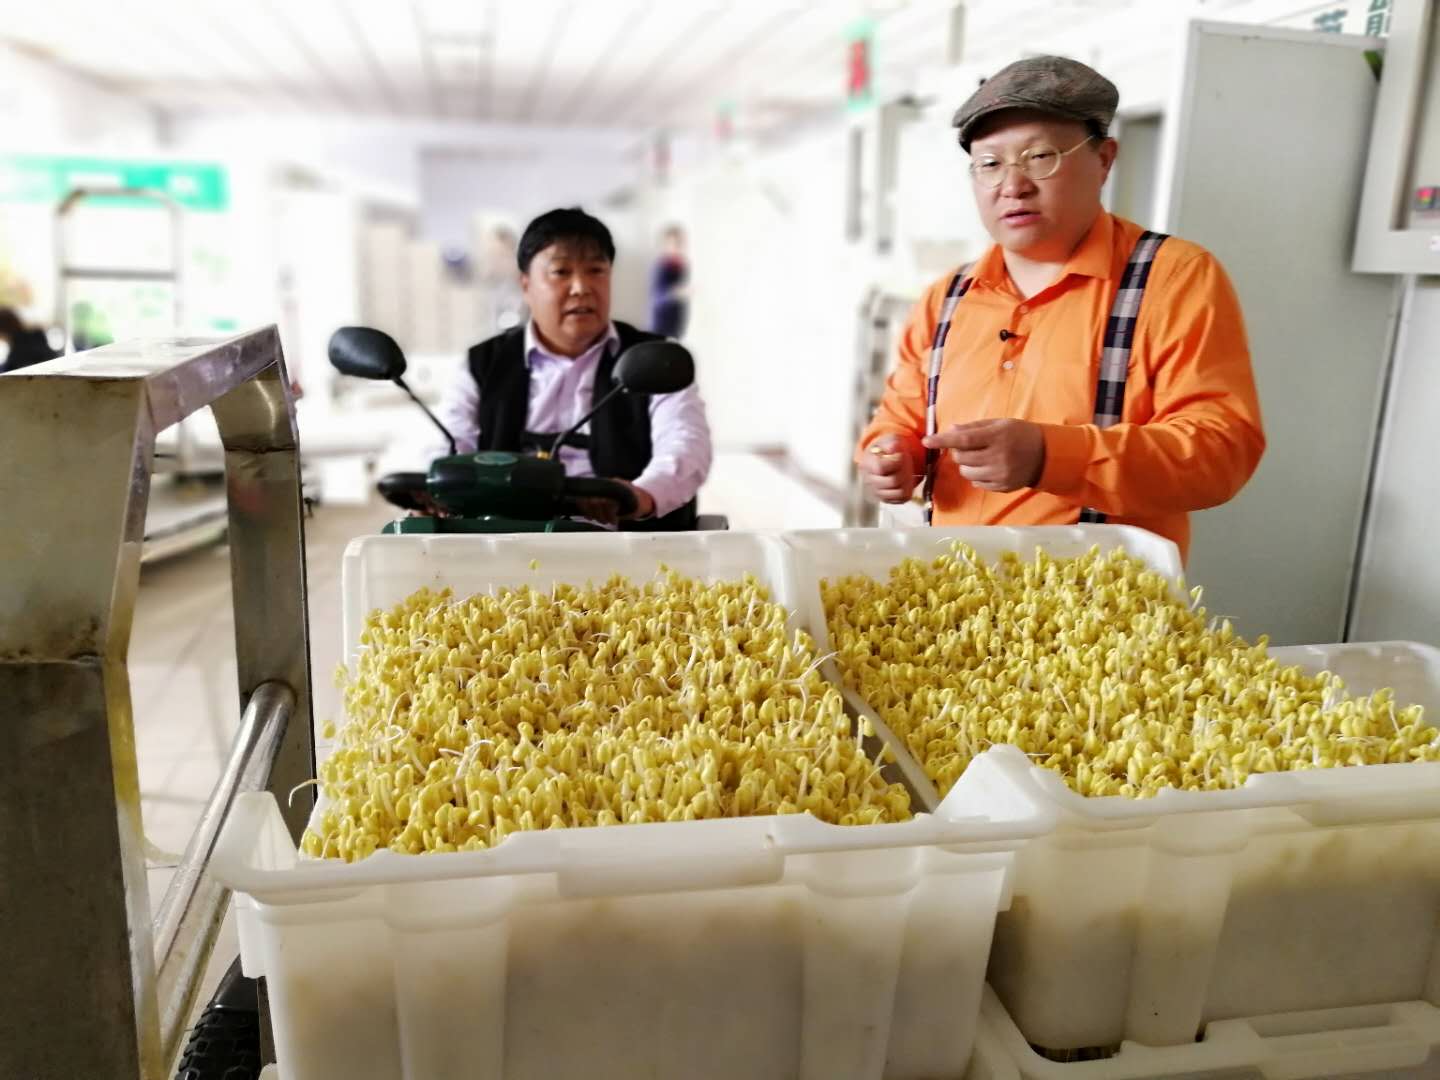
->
[953,55,1118,151]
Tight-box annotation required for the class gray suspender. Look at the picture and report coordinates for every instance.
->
[920,230,1169,526]
[921,270,973,525]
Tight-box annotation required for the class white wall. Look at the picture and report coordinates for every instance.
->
[168,112,426,204]
[419,146,641,254]
[618,134,874,470]
[0,41,163,322]
[714,139,854,469]
[270,188,363,405]
[0,41,160,150]
[592,199,662,332]
[167,112,644,248]
[163,111,655,384]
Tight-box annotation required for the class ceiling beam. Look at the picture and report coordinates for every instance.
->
[664,9,846,129]
[257,0,360,113]
[127,2,305,112]
[517,0,573,123]
[655,5,813,127]
[546,2,645,126]
[335,0,404,114]
[478,0,498,121]
[408,0,444,116]
[199,6,314,111]
[594,4,728,129]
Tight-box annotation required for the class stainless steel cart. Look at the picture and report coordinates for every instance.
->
[0,328,316,1079]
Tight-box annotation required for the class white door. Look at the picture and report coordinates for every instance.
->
[1167,21,1397,645]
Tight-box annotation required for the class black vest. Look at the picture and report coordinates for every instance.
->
[466,321,697,530]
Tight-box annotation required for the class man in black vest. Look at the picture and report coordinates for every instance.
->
[433,208,712,529]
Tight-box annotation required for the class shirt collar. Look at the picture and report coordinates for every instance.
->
[523,320,620,368]
[1063,211,1118,280]
[966,211,1119,292]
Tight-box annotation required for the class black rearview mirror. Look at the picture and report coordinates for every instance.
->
[615,341,694,395]
[329,326,407,381]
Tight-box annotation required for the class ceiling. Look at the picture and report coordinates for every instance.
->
[0,0,1152,133]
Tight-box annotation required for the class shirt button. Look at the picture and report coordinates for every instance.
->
[1002,360,1015,371]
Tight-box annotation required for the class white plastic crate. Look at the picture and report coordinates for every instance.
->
[322,530,801,763]
[784,529,1440,1052]
[948,642,1440,1052]
[965,985,1440,1079]
[217,530,1052,1080]
[787,525,1185,809]
[340,531,797,666]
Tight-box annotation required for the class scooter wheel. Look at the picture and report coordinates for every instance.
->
[174,1004,261,1080]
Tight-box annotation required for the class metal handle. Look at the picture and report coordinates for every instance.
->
[153,681,294,1068]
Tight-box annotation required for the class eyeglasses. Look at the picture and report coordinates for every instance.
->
[968,136,1096,189]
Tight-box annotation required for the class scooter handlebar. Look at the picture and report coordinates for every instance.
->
[376,471,431,512]
[376,470,638,519]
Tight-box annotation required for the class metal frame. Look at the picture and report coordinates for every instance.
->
[844,100,923,255]
[846,286,920,527]
[0,328,316,1079]
[1354,0,1440,274]
[55,186,184,354]
[55,186,209,483]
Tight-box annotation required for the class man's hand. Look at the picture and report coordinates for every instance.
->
[620,481,656,521]
[574,480,656,527]
[923,419,1045,492]
[858,435,919,504]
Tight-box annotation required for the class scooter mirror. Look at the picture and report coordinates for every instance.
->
[614,341,694,395]
[329,326,407,381]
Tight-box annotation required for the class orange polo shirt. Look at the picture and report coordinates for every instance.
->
[858,212,1265,562]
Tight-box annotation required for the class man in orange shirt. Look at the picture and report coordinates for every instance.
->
[858,56,1264,562]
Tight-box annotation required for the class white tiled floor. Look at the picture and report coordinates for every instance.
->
[129,450,842,1020]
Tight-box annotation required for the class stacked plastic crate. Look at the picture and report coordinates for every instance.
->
[217,527,1440,1079]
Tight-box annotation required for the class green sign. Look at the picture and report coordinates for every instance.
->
[0,155,229,211]
[846,17,875,111]
[715,101,736,141]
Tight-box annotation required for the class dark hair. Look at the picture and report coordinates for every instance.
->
[0,308,22,340]
[517,208,615,273]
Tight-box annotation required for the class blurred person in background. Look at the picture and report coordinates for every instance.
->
[857,56,1264,563]
[0,308,60,372]
[479,223,526,332]
[69,301,113,353]
[433,207,711,529]
[649,224,689,339]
